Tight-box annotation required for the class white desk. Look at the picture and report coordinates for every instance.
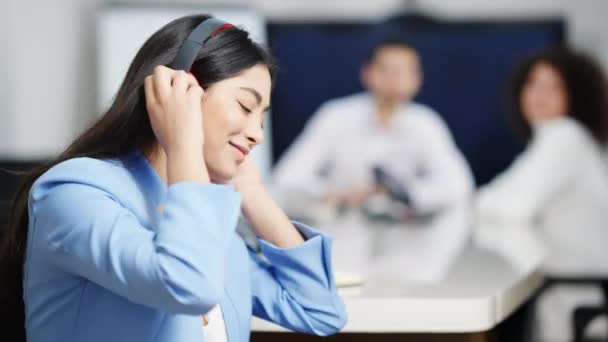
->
[252,210,544,336]
[252,250,542,333]
[252,247,543,334]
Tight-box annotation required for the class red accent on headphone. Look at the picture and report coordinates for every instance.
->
[209,24,234,38]
[188,23,233,79]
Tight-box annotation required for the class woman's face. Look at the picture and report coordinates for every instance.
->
[520,62,569,124]
[200,64,271,183]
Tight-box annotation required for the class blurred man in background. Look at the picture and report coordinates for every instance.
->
[273,39,473,222]
[272,39,475,284]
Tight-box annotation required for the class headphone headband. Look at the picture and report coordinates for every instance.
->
[171,18,233,71]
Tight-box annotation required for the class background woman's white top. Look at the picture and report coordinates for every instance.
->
[476,117,608,341]
[477,116,608,275]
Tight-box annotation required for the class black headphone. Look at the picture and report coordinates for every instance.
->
[170,18,233,71]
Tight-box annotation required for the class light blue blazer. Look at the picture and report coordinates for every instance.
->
[23,150,346,342]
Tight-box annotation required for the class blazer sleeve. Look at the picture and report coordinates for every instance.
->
[248,222,347,336]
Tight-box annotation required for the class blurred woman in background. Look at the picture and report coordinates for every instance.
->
[477,48,608,341]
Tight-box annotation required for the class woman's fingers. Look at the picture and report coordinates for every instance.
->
[144,75,157,108]
[152,65,172,104]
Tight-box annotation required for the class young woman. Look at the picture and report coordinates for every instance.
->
[477,48,608,341]
[0,14,346,342]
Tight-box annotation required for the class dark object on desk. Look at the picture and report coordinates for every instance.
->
[360,196,438,225]
[367,166,438,225]
[373,165,411,206]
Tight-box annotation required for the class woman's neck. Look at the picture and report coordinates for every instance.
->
[145,146,169,185]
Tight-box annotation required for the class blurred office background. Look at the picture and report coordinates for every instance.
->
[2,0,608,193]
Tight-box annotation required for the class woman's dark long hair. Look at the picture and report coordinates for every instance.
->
[0,14,274,340]
[508,47,608,144]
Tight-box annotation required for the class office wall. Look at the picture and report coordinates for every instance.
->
[0,2,11,150]
[0,0,101,159]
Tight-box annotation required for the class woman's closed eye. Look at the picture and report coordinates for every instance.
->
[237,101,252,114]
